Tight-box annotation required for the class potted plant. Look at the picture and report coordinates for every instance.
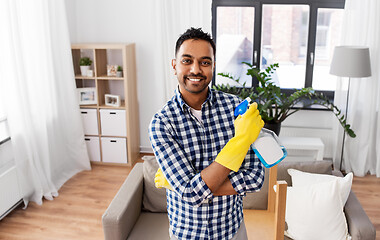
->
[79,57,93,76]
[214,62,356,138]
[116,65,123,77]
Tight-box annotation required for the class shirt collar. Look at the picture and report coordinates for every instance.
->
[175,86,215,111]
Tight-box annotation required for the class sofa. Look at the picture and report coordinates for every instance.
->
[102,156,376,240]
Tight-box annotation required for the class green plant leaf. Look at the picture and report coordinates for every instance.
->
[214,62,356,138]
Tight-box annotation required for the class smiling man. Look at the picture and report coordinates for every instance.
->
[173,37,214,109]
[149,28,265,240]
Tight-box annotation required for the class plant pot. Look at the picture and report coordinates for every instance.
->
[116,71,123,77]
[80,66,90,76]
[264,122,281,136]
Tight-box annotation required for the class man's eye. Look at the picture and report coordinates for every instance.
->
[182,59,191,64]
[201,61,211,66]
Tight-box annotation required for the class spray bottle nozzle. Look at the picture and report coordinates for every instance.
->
[234,97,252,117]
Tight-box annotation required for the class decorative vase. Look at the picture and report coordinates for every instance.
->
[80,66,90,76]
[264,122,281,136]
[116,71,123,77]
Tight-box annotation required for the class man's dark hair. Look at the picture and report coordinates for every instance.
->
[175,27,216,58]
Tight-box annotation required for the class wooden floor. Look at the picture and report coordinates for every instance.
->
[0,157,379,240]
[0,163,133,240]
[351,174,380,239]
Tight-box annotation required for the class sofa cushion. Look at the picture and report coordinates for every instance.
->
[243,160,333,210]
[127,212,170,240]
[141,155,167,213]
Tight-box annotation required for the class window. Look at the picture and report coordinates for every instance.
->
[212,0,345,98]
[261,4,310,89]
[312,8,344,91]
[215,6,255,87]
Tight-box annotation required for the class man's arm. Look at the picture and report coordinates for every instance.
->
[200,162,237,195]
[212,178,238,196]
[200,102,264,195]
[200,148,265,196]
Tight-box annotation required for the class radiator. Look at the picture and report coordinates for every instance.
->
[0,160,22,220]
[280,126,334,159]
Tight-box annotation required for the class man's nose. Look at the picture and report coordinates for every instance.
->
[190,61,201,74]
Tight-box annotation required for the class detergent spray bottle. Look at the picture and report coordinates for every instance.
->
[234,98,287,168]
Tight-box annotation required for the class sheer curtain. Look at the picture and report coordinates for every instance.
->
[153,0,212,100]
[333,0,380,176]
[0,0,91,206]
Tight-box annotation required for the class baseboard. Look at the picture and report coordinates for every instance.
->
[0,199,23,221]
[140,146,153,153]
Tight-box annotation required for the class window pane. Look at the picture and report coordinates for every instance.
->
[312,8,344,91]
[215,7,255,87]
[261,5,309,89]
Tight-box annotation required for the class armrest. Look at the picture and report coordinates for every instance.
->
[332,170,343,177]
[332,170,376,239]
[344,191,376,240]
[274,180,287,240]
[102,163,144,240]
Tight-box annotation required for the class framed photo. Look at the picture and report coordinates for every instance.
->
[105,94,121,107]
[107,65,118,77]
[78,88,97,105]
[86,69,94,77]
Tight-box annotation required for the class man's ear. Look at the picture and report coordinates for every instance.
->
[171,59,177,75]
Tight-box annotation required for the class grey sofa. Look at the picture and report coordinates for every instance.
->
[102,157,376,240]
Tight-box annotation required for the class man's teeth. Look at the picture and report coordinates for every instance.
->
[188,78,201,82]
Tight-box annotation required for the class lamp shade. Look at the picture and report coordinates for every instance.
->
[330,46,372,78]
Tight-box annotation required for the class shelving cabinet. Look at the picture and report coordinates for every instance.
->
[71,43,140,166]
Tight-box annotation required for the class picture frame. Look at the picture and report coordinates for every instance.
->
[86,69,94,77]
[105,94,121,107]
[107,64,118,77]
[78,88,97,105]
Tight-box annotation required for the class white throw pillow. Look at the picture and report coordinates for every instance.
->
[285,180,348,240]
[288,168,353,205]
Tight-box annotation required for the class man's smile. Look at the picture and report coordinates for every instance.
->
[188,78,202,82]
[185,74,206,83]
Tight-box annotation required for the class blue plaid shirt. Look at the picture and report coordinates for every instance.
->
[149,87,265,240]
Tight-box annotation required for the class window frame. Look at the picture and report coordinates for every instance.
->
[212,0,345,102]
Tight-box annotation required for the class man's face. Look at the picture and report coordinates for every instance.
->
[172,39,215,97]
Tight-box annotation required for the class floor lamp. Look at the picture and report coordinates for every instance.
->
[329,46,372,171]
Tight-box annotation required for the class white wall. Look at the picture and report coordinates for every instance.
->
[65,0,166,152]
[64,0,338,158]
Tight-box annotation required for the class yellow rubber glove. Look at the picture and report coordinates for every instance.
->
[154,168,173,190]
[215,102,264,172]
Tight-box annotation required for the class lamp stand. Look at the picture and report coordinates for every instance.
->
[339,77,351,172]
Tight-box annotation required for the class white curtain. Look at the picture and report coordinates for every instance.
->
[153,0,212,100]
[333,0,380,176]
[0,0,91,206]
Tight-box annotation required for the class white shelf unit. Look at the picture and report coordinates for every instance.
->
[71,43,140,166]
